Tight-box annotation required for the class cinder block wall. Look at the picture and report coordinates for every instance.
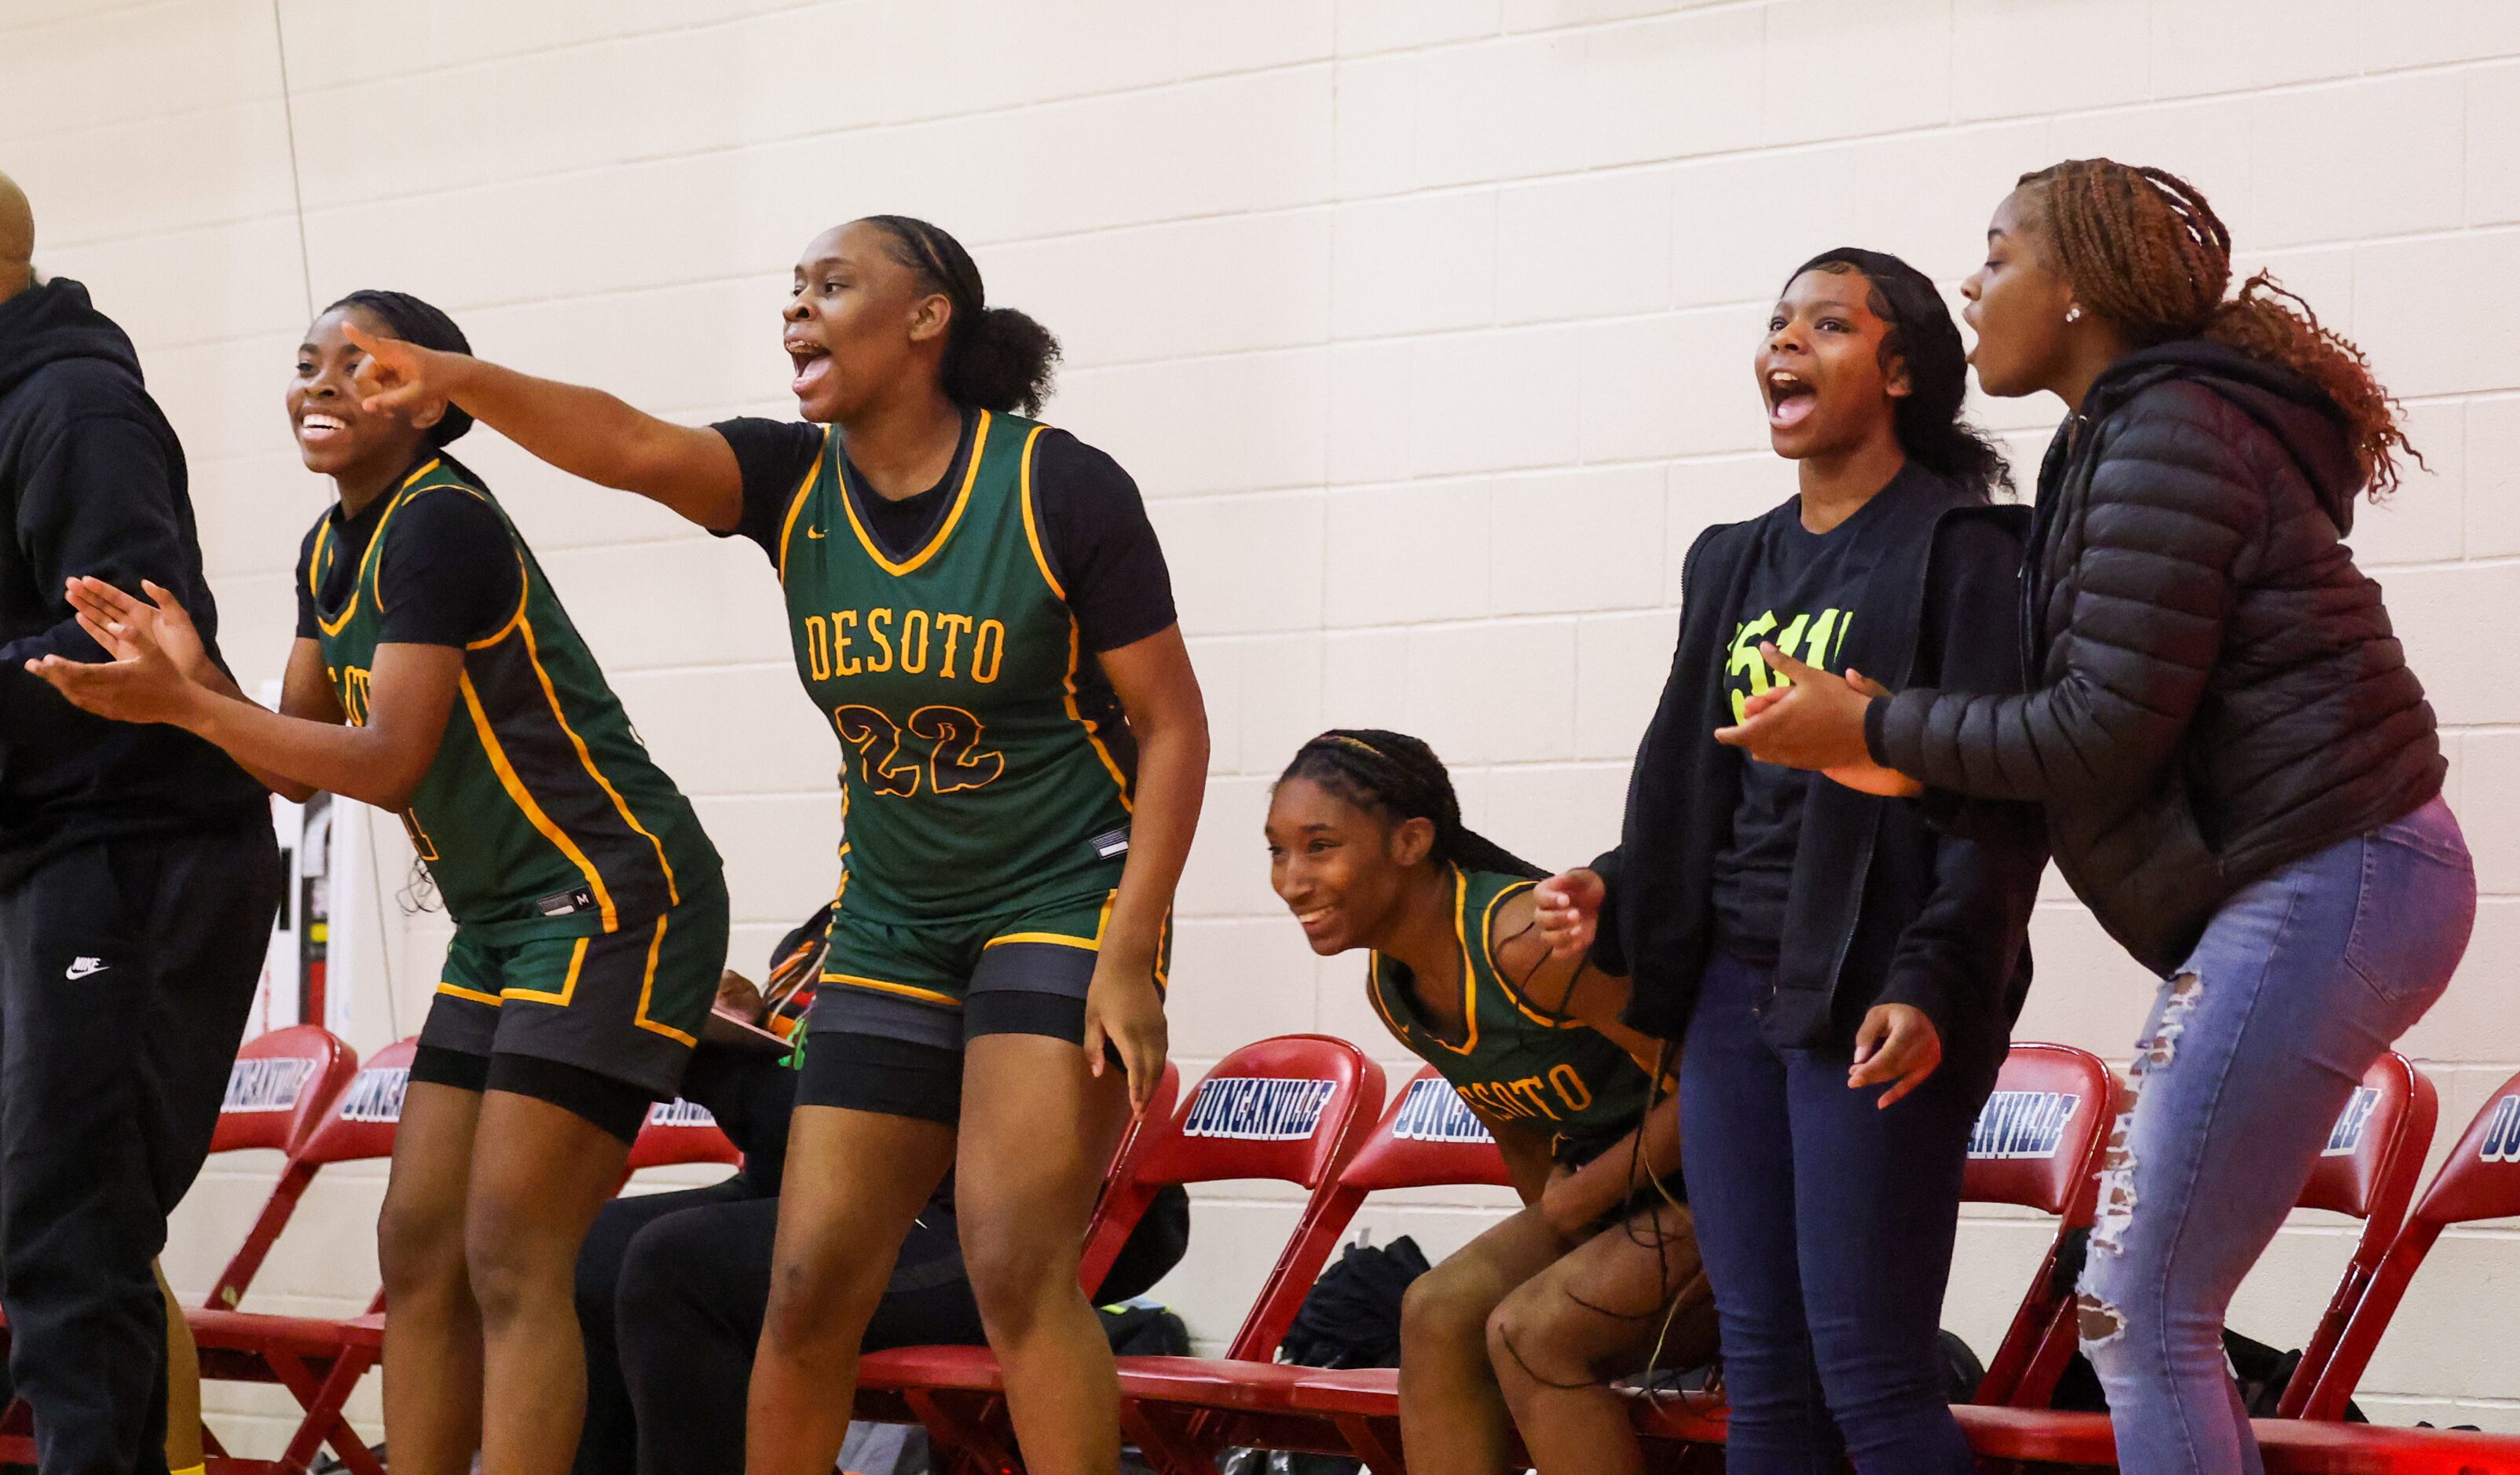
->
[7,0,2515,1448]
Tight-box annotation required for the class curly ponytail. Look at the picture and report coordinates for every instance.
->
[1276,730,1546,881]
[2017,159,2420,497]
[859,214,1061,415]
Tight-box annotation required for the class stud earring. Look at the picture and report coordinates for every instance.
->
[2066,305,2084,324]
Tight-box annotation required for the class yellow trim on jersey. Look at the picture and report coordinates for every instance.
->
[838,409,990,577]
[1021,427,1135,808]
[313,459,442,636]
[518,613,682,906]
[632,912,696,1045]
[456,672,621,932]
[824,971,962,1008]
[1482,880,1579,1029]
[1057,616,1134,811]
[467,553,529,649]
[1364,955,1408,1041]
[503,935,590,1005]
[985,889,1115,950]
[436,981,504,1007]
[1363,876,1484,1058]
[1441,868,1483,1057]
[430,481,530,650]
[1016,423,1063,599]
[306,518,332,606]
[775,426,833,586]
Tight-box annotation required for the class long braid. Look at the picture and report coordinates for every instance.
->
[1276,730,1544,880]
[2019,159,2419,498]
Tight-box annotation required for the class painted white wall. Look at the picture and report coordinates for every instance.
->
[5,0,2516,1448]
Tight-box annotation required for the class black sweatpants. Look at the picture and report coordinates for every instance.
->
[0,821,280,1475]
[573,1183,986,1475]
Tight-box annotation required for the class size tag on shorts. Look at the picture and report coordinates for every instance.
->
[535,885,599,918]
[1089,826,1131,861]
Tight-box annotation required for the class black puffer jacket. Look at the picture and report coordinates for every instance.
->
[1866,340,2442,975]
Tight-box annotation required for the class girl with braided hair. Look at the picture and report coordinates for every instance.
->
[34,291,728,1475]
[1538,249,2046,1475]
[338,218,1207,1475]
[1720,162,2472,1475]
[1264,730,1715,1475]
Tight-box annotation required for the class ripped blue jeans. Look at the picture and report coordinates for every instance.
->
[2076,796,2474,1475]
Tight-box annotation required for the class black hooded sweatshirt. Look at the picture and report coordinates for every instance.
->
[1592,465,2049,1094]
[0,276,265,877]
[1868,339,2443,975]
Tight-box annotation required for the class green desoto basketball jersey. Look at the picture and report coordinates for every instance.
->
[1369,869,1655,1158]
[308,457,717,940]
[772,411,1135,922]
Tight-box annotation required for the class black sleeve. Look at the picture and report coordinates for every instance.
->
[1874,515,2050,1034]
[1032,430,1177,653]
[1591,525,1722,1027]
[372,489,522,647]
[1870,386,2258,801]
[0,406,200,669]
[710,418,826,559]
[293,522,320,640]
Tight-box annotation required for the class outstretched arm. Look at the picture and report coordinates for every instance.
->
[345,323,745,531]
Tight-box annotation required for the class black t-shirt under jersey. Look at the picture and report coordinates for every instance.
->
[710,410,1177,654]
[294,472,519,646]
[1711,488,1897,964]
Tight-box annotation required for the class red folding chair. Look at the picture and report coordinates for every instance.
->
[860,1038,1383,1475]
[848,1060,1185,1473]
[617,1096,743,1187]
[2272,1050,2436,1417]
[1111,1063,1502,1475]
[205,1025,362,1309]
[1632,1399,2520,1472]
[2291,1065,2518,1422]
[185,1038,422,1475]
[1961,1043,2116,1407]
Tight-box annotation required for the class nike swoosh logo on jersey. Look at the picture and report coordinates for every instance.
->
[64,957,107,979]
[806,526,826,539]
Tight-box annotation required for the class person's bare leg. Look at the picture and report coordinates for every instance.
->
[1489,1200,1716,1475]
[745,1106,956,1475]
[157,1263,202,1471]
[378,1082,487,1475]
[1394,1208,1570,1475]
[463,1089,632,1475]
[951,1034,1133,1475]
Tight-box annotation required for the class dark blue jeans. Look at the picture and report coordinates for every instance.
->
[1679,952,1979,1475]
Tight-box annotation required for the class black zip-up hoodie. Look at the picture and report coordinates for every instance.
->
[0,276,265,876]
[1593,465,2048,1093]
[1868,340,2442,975]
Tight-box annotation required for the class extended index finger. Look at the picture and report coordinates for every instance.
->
[1758,640,1824,684]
